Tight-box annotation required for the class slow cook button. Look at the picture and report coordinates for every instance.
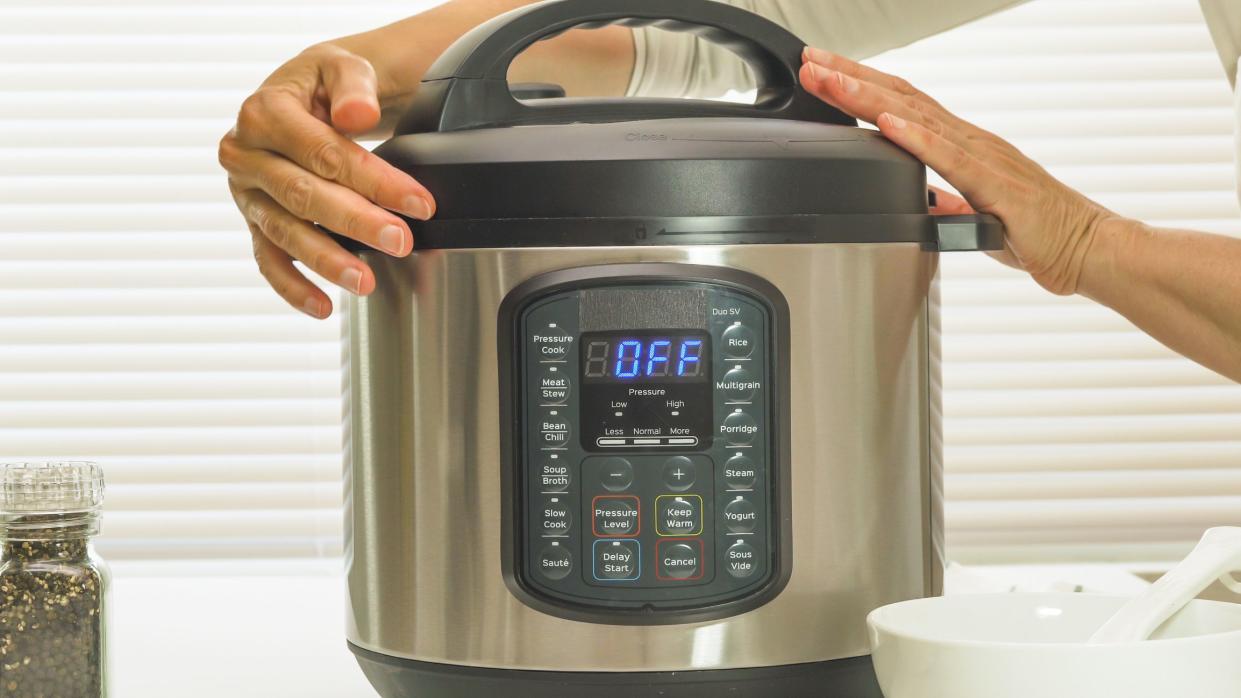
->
[593,496,639,537]
[538,371,571,405]
[656,495,702,536]
[538,543,573,581]
[542,498,573,536]
[717,365,759,402]
[721,323,755,358]
[724,454,757,490]
[593,539,641,581]
[724,540,758,579]
[723,496,757,533]
[719,410,758,445]
[657,540,703,581]
[540,418,570,447]
[538,457,571,492]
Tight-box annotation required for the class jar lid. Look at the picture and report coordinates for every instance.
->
[0,461,105,515]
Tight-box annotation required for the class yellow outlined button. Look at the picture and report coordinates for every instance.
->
[655,494,703,537]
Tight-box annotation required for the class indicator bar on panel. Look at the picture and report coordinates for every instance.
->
[595,436,700,448]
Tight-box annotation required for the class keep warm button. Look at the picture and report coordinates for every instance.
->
[656,495,702,536]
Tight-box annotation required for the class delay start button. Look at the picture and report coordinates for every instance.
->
[656,539,704,581]
[593,539,640,581]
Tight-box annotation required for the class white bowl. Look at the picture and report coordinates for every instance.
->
[868,593,1241,698]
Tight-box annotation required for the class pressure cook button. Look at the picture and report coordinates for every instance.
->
[657,540,703,581]
[661,456,696,491]
[656,495,702,536]
[720,410,758,445]
[541,498,573,536]
[593,496,639,537]
[723,496,758,533]
[721,324,756,358]
[593,539,641,581]
[598,457,634,492]
[724,541,758,579]
[538,371,571,405]
[538,457,571,492]
[719,366,758,402]
[538,543,573,581]
[540,417,570,447]
[724,454,757,490]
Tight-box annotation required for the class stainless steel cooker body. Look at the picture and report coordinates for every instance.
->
[343,242,945,672]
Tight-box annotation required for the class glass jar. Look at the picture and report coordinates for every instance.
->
[0,461,109,697]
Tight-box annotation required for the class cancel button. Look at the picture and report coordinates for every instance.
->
[657,540,703,581]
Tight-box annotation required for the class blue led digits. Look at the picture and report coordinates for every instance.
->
[677,339,703,377]
[614,340,642,379]
[646,340,671,377]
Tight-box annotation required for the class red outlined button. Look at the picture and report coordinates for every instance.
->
[591,495,640,537]
[655,538,704,582]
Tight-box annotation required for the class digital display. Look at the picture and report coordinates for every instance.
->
[581,332,710,383]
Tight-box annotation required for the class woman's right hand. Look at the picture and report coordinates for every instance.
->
[218,43,436,318]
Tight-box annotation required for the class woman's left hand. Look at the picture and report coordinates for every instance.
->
[800,48,1116,296]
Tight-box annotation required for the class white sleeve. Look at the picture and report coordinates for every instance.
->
[1200,0,1239,88]
[627,0,1028,99]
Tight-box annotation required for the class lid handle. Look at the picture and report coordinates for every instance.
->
[395,0,855,134]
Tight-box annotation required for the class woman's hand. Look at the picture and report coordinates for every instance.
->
[800,48,1115,296]
[218,43,436,318]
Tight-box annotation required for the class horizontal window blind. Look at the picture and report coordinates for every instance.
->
[2,0,1238,570]
[869,0,1241,565]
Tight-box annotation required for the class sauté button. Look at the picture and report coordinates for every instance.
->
[718,365,758,402]
[541,498,573,536]
[657,495,702,536]
[657,540,703,581]
[538,457,571,492]
[538,371,571,405]
[724,540,758,579]
[723,496,757,533]
[661,456,696,491]
[720,410,758,445]
[598,457,634,492]
[593,496,639,536]
[721,323,755,358]
[540,417,570,447]
[538,543,573,580]
[723,454,757,489]
[593,539,641,581]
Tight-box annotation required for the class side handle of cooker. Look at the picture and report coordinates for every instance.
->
[935,214,1006,252]
[395,0,855,135]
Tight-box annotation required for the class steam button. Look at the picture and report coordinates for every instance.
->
[721,324,755,358]
[720,410,758,446]
[538,544,573,581]
[724,454,757,490]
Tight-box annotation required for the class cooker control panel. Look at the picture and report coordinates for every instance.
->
[502,265,789,621]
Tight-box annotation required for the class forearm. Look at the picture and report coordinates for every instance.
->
[1080,218,1241,382]
[329,0,634,134]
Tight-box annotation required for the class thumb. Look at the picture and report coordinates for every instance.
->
[321,51,382,135]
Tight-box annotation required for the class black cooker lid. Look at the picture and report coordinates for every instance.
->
[362,0,997,251]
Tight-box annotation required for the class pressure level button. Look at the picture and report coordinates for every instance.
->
[538,543,573,581]
[721,323,755,358]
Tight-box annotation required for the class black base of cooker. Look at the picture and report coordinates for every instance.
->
[349,642,884,698]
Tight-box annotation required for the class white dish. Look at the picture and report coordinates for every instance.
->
[868,592,1241,698]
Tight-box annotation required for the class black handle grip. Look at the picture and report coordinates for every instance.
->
[395,0,855,134]
[936,214,1005,252]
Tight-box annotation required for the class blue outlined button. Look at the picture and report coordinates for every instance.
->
[592,539,641,581]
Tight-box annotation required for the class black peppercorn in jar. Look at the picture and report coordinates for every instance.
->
[0,461,109,698]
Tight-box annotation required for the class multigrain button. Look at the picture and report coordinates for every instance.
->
[538,457,571,492]
[593,496,639,536]
[661,456,695,491]
[724,540,758,579]
[656,495,702,536]
[723,496,757,533]
[541,497,573,536]
[657,540,703,581]
[538,543,573,580]
[720,410,758,445]
[593,539,641,581]
[538,370,571,405]
[598,457,634,492]
[718,365,758,402]
[721,323,755,358]
[723,454,757,490]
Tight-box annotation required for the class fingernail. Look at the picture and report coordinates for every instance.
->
[804,46,830,65]
[379,224,407,255]
[400,195,432,221]
[807,63,830,82]
[302,297,325,318]
[340,267,364,294]
[838,72,860,94]
[884,113,908,129]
